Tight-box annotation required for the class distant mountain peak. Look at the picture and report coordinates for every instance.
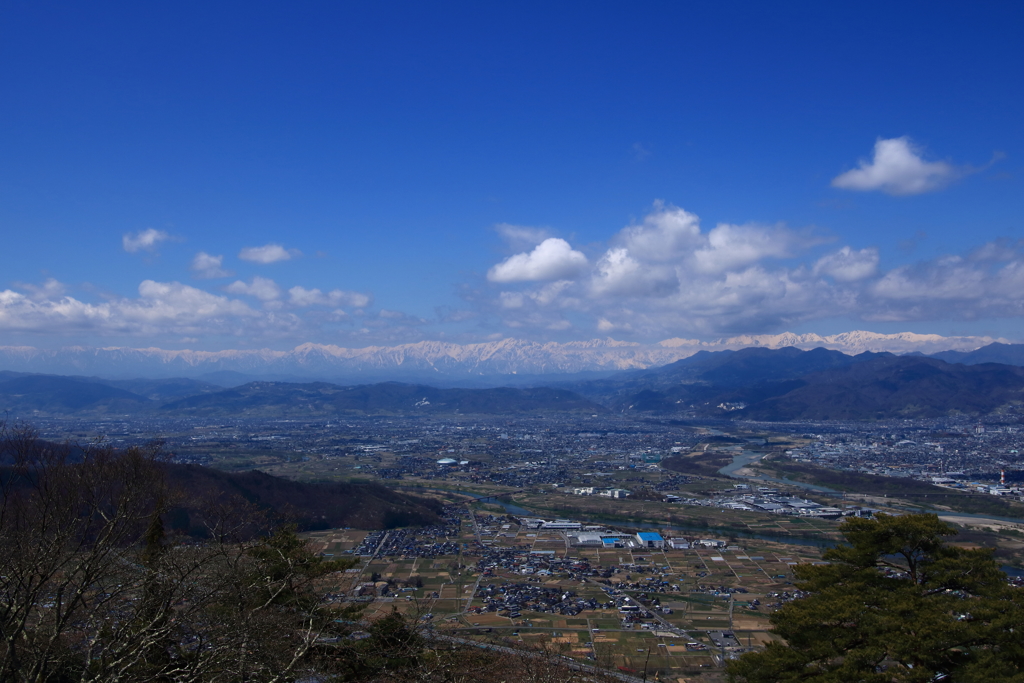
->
[0,331,1006,380]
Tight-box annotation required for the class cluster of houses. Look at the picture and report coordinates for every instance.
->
[782,427,1024,498]
[471,584,601,617]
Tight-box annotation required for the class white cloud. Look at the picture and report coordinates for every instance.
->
[617,201,702,262]
[190,252,233,279]
[123,228,171,253]
[581,204,817,300]
[499,292,526,309]
[529,280,574,306]
[872,265,970,303]
[484,203,832,335]
[814,247,879,282]
[238,243,300,264]
[0,279,407,344]
[226,276,282,302]
[692,223,801,274]
[591,248,678,297]
[495,224,551,251]
[0,281,268,337]
[968,240,1019,263]
[487,238,589,283]
[831,137,961,195]
[132,281,262,324]
[340,291,372,308]
[16,278,66,302]
[287,287,326,307]
[477,203,1024,338]
[287,286,372,308]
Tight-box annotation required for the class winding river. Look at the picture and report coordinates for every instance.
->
[717,449,841,493]
[716,449,1024,526]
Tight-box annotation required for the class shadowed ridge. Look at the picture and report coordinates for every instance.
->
[159,462,444,535]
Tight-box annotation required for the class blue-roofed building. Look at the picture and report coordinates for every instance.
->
[636,532,664,548]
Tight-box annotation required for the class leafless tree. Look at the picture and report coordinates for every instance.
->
[0,423,353,683]
[0,423,625,683]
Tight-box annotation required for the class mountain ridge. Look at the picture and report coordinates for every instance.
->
[563,347,1024,420]
[0,331,1004,380]
[4,345,1024,420]
[0,375,608,418]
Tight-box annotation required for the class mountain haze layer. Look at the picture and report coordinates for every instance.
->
[0,374,606,418]
[0,331,1003,381]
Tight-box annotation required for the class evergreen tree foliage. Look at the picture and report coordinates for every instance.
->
[728,513,1024,683]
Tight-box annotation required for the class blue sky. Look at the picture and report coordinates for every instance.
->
[1,1,1022,350]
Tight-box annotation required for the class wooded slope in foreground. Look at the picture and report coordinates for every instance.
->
[0,424,622,683]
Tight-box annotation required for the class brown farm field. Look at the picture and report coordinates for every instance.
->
[302,500,825,682]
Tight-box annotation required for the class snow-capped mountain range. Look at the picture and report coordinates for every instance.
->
[0,331,1006,382]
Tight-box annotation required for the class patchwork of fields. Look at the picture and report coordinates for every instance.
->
[304,505,826,680]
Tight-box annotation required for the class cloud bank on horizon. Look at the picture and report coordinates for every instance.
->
[2,165,1022,348]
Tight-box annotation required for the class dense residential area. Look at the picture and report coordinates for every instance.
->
[6,399,1021,680]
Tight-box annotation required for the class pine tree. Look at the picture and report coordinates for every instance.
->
[728,513,1024,682]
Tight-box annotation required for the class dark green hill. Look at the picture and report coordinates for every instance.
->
[159,381,606,416]
[0,373,222,415]
[642,346,872,388]
[737,357,1024,420]
[0,433,443,533]
[930,341,1024,366]
[567,347,1024,420]
[0,373,604,417]
[568,346,878,414]
[95,377,225,402]
[4,351,1023,421]
[0,375,153,415]
[160,463,443,533]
